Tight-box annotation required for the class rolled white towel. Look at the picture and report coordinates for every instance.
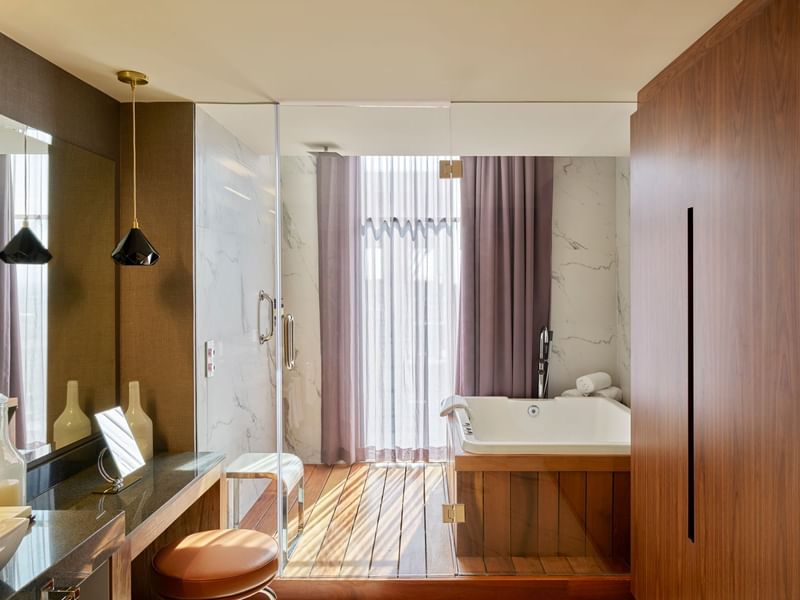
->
[576,372,612,395]
[561,388,584,397]
[594,385,623,402]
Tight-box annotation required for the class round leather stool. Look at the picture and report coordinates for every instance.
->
[152,529,279,600]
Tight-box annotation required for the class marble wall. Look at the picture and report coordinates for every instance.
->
[548,157,631,404]
[615,158,631,405]
[195,108,278,518]
[280,155,322,463]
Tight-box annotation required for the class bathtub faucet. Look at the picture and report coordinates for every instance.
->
[538,326,553,398]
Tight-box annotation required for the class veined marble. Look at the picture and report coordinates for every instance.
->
[195,108,278,519]
[615,158,632,405]
[280,155,322,464]
[549,157,629,401]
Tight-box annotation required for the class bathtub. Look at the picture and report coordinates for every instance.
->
[444,394,632,573]
[447,394,630,455]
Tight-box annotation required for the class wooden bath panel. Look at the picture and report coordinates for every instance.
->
[454,469,630,570]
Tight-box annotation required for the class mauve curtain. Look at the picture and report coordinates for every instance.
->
[0,156,25,445]
[317,153,361,464]
[455,156,554,398]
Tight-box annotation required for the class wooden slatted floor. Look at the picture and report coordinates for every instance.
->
[241,463,456,578]
[241,463,629,579]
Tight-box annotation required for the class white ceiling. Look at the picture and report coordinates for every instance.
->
[201,102,637,156]
[0,1,739,103]
[0,0,737,156]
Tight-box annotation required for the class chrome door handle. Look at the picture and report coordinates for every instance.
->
[283,314,297,370]
[258,290,275,344]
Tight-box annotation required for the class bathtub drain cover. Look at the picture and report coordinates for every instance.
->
[527,405,540,417]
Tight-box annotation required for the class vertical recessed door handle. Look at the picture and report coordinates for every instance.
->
[284,314,297,370]
[258,290,275,344]
[687,207,696,542]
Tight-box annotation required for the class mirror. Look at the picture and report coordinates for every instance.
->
[0,114,117,462]
[95,407,145,479]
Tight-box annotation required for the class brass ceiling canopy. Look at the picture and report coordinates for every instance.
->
[116,70,149,87]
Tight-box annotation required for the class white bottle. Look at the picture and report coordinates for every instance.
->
[0,394,25,506]
[125,381,153,460]
[52,380,91,449]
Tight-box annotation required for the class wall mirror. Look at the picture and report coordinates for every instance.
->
[0,113,117,463]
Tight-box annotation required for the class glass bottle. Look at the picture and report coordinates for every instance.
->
[0,394,26,505]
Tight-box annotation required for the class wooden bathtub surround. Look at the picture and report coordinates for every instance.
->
[448,415,631,573]
[454,469,630,574]
[631,0,800,597]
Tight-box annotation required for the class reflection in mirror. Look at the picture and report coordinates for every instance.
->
[95,407,145,479]
[0,114,117,462]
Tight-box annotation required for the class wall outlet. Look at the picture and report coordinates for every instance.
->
[205,340,216,377]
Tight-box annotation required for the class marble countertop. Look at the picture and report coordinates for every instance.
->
[0,510,125,599]
[30,452,225,537]
[0,452,224,599]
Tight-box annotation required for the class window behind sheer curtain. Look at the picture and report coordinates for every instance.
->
[357,156,460,462]
[10,154,48,447]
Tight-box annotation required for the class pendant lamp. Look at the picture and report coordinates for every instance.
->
[0,128,52,264]
[112,70,159,266]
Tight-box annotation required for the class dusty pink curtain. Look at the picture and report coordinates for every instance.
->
[317,153,361,464]
[455,156,554,398]
[0,156,25,445]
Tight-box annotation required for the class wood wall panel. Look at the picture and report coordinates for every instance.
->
[631,0,800,597]
[118,103,196,452]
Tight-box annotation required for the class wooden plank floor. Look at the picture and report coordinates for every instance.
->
[242,463,628,579]
[243,463,457,578]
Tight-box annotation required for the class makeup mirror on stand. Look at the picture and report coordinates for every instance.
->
[93,407,145,494]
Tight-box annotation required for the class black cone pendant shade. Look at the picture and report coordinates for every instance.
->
[0,128,53,265]
[111,224,159,266]
[112,69,159,267]
[0,221,52,264]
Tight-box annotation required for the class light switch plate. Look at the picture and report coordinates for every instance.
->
[205,340,216,377]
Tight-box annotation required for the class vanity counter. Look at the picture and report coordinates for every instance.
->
[0,510,125,599]
[16,452,225,600]
[30,452,224,536]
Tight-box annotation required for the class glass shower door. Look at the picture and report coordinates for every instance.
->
[276,103,458,579]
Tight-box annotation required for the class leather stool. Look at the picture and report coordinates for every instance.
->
[152,529,279,600]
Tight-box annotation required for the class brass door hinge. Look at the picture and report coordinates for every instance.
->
[442,503,466,524]
[439,159,463,179]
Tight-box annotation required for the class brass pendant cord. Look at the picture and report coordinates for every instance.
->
[130,81,138,228]
[22,128,28,226]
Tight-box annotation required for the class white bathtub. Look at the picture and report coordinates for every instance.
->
[447,395,630,455]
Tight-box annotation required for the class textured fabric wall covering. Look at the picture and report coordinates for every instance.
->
[456,156,554,398]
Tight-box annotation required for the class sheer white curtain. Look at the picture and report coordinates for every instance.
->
[357,156,460,462]
[11,153,48,447]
